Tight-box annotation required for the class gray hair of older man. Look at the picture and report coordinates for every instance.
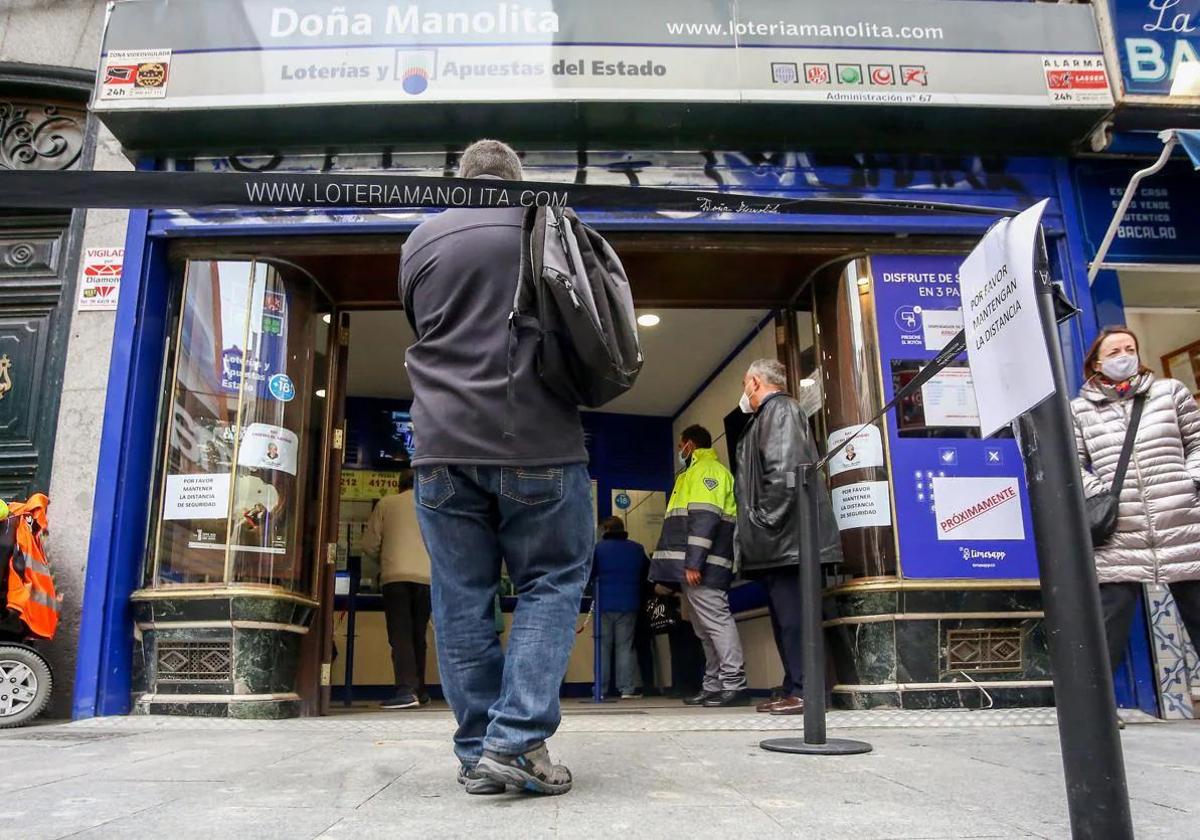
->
[458,139,523,181]
[746,358,788,388]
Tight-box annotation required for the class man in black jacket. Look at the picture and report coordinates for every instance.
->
[734,359,842,715]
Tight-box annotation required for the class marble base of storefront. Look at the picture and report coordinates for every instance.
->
[129,589,316,719]
[825,581,1052,711]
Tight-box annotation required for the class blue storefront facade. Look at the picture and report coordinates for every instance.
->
[70,0,1194,719]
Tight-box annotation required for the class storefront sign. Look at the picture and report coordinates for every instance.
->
[871,253,1038,580]
[94,0,1110,113]
[959,200,1054,437]
[236,423,299,475]
[1073,160,1200,264]
[832,481,892,530]
[77,247,123,311]
[163,473,232,520]
[1104,0,1200,98]
[826,425,885,477]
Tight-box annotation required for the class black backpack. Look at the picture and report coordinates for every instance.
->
[510,205,642,408]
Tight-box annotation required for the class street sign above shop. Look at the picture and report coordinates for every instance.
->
[1094,0,1200,129]
[93,0,1114,154]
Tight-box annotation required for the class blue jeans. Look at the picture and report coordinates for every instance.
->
[600,611,638,695]
[414,463,592,764]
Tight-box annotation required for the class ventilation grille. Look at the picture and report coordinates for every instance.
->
[944,628,1022,673]
[156,641,233,682]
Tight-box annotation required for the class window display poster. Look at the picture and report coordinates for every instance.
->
[870,254,1037,579]
[832,481,892,530]
[163,472,231,520]
[236,423,299,475]
[220,281,290,399]
[826,425,885,477]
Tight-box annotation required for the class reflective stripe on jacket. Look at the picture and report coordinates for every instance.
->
[1072,375,1200,584]
[4,493,59,640]
[649,448,738,590]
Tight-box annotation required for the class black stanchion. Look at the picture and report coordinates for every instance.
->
[1013,239,1133,839]
[760,464,872,756]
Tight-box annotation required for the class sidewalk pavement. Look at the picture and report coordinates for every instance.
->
[1,708,1196,839]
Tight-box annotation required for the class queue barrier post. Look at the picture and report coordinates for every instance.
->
[760,464,872,756]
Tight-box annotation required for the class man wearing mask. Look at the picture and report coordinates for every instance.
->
[650,425,748,707]
[734,359,842,715]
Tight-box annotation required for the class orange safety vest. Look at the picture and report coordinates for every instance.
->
[4,494,59,640]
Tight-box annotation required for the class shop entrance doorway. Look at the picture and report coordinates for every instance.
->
[259,229,855,715]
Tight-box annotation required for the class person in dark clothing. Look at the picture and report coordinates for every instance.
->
[734,359,842,716]
[592,516,650,698]
[400,139,590,796]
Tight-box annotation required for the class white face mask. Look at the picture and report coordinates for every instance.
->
[678,446,691,467]
[738,391,753,414]
[1100,353,1139,383]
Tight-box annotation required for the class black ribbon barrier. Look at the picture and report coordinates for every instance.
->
[0,169,1011,217]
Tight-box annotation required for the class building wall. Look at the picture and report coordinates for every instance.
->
[3,1,125,717]
[0,1,106,68]
[44,126,130,717]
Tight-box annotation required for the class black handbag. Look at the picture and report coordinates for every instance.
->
[1086,394,1146,547]
[644,594,681,634]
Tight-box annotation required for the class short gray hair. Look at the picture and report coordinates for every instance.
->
[458,139,523,181]
[746,359,787,388]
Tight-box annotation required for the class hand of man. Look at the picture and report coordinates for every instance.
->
[685,568,701,586]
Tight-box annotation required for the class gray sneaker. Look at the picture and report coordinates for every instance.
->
[457,763,506,795]
[476,744,573,795]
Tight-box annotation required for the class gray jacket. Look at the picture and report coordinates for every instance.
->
[400,201,587,467]
[1071,374,1200,584]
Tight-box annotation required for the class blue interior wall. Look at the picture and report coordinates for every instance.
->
[581,412,675,522]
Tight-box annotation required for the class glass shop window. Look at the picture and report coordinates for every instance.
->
[145,259,330,593]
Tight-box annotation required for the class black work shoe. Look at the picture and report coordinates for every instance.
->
[380,693,420,709]
[703,689,752,707]
[457,764,506,795]
[476,744,573,796]
[682,690,715,706]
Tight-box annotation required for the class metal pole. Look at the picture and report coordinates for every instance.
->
[761,464,871,756]
[591,577,605,704]
[1087,132,1177,285]
[1017,235,1134,839]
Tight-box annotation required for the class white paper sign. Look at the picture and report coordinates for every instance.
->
[932,476,1025,541]
[100,49,171,100]
[921,308,963,352]
[827,425,885,477]
[959,199,1055,437]
[921,367,981,428]
[163,473,231,520]
[77,247,124,311]
[832,481,892,530]
[236,423,299,475]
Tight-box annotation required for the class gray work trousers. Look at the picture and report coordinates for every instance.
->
[682,580,747,692]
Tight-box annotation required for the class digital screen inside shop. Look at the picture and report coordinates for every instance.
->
[377,410,416,463]
[868,254,1038,580]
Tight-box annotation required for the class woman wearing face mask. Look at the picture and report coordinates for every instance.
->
[1071,326,1200,682]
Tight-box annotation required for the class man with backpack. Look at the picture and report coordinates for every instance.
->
[400,139,638,797]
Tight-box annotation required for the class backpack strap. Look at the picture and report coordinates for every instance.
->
[1110,394,1147,499]
[504,206,543,438]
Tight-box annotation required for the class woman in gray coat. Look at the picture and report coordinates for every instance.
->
[1072,326,1200,675]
